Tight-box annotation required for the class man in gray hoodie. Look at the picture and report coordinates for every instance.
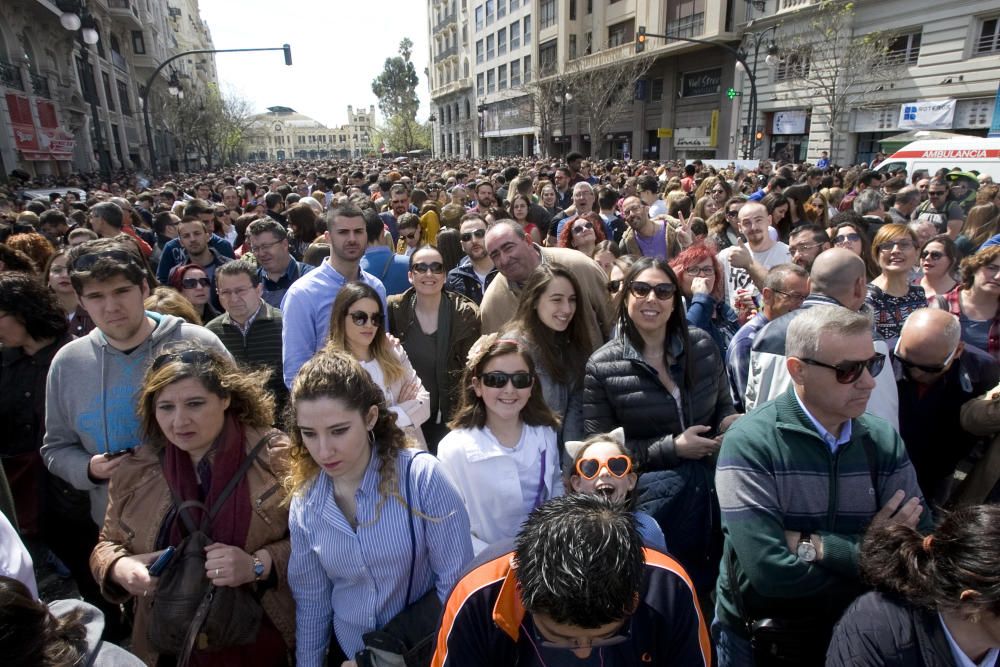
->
[40,239,227,526]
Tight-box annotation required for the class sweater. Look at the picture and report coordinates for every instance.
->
[715,388,932,636]
[206,301,288,413]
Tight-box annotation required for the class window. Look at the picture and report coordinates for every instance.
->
[510,0,518,10]
[498,28,507,55]
[524,15,531,44]
[511,59,521,86]
[487,34,495,60]
[886,31,921,65]
[651,77,664,102]
[498,64,507,89]
[102,72,115,111]
[498,0,505,18]
[116,79,131,115]
[487,68,496,93]
[540,0,556,29]
[665,0,705,39]
[477,39,484,63]
[475,5,484,31]
[539,40,558,76]
[587,0,593,13]
[608,19,635,47]
[569,34,577,59]
[486,0,494,25]
[774,52,810,81]
[511,20,520,49]
[478,72,485,95]
[524,54,532,82]
[570,0,577,20]
[131,31,145,54]
[976,17,1000,55]
[585,31,592,55]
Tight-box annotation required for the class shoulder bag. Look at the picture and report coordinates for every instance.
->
[356,452,441,667]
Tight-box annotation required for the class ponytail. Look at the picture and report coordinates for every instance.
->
[860,523,937,608]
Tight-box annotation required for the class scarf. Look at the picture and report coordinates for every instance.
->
[163,411,253,547]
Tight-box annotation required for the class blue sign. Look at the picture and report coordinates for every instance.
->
[990,82,1000,138]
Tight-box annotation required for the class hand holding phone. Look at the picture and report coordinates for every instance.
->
[147,546,176,576]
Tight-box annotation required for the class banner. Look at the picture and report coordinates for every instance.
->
[5,93,38,152]
[898,98,956,130]
[773,110,808,135]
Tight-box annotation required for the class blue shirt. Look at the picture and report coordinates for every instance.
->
[287,449,473,665]
[726,312,769,412]
[360,246,411,296]
[259,258,314,309]
[793,388,853,453]
[280,259,387,387]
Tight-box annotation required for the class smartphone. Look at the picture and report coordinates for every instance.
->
[104,448,135,460]
[147,546,176,576]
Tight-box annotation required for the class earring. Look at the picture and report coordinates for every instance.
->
[368,429,376,446]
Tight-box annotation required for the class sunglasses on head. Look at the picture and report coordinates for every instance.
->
[573,221,594,235]
[152,348,213,371]
[411,261,444,275]
[461,228,486,242]
[629,281,676,300]
[920,250,945,261]
[799,352,886,384]
[479,371,534,389]
[181,277,211,289]
[576,453,633,480]
[349,310,382,327]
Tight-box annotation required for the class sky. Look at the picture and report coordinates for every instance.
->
[198,0,431,129]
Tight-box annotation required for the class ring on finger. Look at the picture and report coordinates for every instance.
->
[215,568,221,577]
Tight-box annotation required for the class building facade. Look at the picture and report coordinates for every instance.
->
[428,0,477,157]
[241,105,376,162]
[0,0,218,180]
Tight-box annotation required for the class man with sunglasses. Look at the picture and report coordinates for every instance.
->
[432,494,711,666]
[915,178,964,237]
[716,305,931,666]
[892,308,999,505]
[40,239,227,527]
[446,215,497,304]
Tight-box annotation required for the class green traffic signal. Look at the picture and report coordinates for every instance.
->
[727,87,738,100]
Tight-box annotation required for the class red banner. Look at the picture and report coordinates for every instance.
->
[6,93,38,152]
[36,100,58,128]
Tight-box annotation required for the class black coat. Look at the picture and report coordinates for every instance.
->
[827,592,956,666]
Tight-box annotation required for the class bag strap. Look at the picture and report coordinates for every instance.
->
[404,451,430,606]
[206,429,281,521]
[178,583,216,667]
[725,545,754,636]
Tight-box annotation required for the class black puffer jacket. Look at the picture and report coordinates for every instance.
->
[827,592,955,666]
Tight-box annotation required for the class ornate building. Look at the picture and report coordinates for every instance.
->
[240,105,376,161]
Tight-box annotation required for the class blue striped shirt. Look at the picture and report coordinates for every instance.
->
[288,447,473,666]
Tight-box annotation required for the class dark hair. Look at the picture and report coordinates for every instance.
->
[789,223,830,246]
[90,202,123,229]
[215,259,260,287]
[67,238,147,293]
[397,212,420,231]
[435,227,463,272]
[0,575,90,667]
[0,272,68,340]
[860,505,1000,616]
[264,192,284,210]
[514,495,644,627]
[247,217,288,241]
[182,198,213,218]
[0,243,37,274]
[286,202,319,242]
[327,202,364,234]
[959,245,1000,290]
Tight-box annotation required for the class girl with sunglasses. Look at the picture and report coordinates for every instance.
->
[919,234,960,301]
[437,334,563,553]
[583,256,737,600]
[326,282,430,449]
[388,246,481,452]
[565,429,667,550]
[167,263,220,323]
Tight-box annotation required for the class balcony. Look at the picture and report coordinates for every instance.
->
[434,11,457,33]
[434,45,458,63]
[30,73,50,98]
[431,76,473,98]
[0,58,24,91]
[108,0,143,29]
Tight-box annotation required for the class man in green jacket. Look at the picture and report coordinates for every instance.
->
[714,305,932,666]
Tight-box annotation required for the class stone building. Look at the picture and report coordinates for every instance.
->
[240,105,376,161]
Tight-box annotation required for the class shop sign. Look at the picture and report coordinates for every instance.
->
[681,68,722,97]
[656,128,673,138]
[897,98,956,130]
[773,110,808,135]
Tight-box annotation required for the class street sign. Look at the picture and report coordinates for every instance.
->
[657,128,673,138]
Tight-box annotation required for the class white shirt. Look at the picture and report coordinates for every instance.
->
[718,241,792,308]
[939,612,1000,667]
[0,511,37,599]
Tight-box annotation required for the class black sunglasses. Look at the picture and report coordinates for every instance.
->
[607,279,622,294]
[629,281,676,300]
[152,348,213,371]
[71,249,140,272]
[349,310,382,327]
[894,340,957,374]
[572,221,594,235]
[411,261,444,275]
[833,233,861,245]
[920,250,945,261]
[799,352,886,384]
[181,277,211,289]
[461,229,486,242]
[479,371,534,389]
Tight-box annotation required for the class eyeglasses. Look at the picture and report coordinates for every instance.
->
[685,265,715,277]
[411,261,444,275]
[877,239,915,253]
[920,250,945,261]
[479,371,534,389]
[530,618,631,652]
[217,286,255,299]
[833,233,861,246]
[152,348,213,371]
[249,239,284,254]
[928,190,947,197]
[893,339,957,375]
[460,228,486,242]
[725,210,740,218]
[71,249,140,272]
[607,279,622,294]
[576,454,633,480]
[789,242,821,255]
[799,352,886,384]
[349,310,382,327]
[181,277,211,289]
[629,281,676,300]
[773,289,808,303]
[401,231,420,241]
[572,221,594,235]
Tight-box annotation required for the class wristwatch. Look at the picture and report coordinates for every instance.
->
[251,552,265,581]
[796,532,818,563]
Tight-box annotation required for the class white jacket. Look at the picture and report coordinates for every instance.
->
[437,424,563,553]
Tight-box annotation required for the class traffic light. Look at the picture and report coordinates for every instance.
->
[636,26,646,54]
[283,44,293,66]
[727,87,739,100]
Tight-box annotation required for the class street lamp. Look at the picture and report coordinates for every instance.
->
[741,28,779,159]
[477,103,487,156]
[428,113,437,157]
[553,83,572,156]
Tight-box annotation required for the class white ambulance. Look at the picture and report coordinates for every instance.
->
[875,137,1000,181]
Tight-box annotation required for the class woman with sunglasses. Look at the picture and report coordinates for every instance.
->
[707,197,747,252]
[388,246,480,453]
[565,429,667,550]
[919,234,960,301]
[831,217,880,279]
[90,342,295,665]
[437,334,563,553]
[326,282,430,448]
[584,256,737,599]
[866,224,927,339]
[671,245,740,355]
[168,263,220,324]
[557,212,607,256]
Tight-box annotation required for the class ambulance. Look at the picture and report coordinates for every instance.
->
[875,137,1000,181]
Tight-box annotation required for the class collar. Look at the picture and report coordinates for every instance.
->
[492,559,527,642]
[938,612,1000,667]
[223,301,265,334]
[793,387,853,451]
[357,447,381,498]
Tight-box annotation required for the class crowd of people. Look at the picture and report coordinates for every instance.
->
[1,151,1000,666]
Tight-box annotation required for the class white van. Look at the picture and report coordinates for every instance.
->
[876,137,1000,181]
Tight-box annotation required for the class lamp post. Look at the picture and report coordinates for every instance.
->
[428,113,437,156]
[142,44,292,175]
[554,83,573,157]
[477,102,487,157]
[739,26,779,159]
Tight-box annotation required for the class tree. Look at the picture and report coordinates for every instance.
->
[518,78,563,157]
[373,116,432,154]
[777,0,902,162]
[163,85,255,169]
[371,39,424,152]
